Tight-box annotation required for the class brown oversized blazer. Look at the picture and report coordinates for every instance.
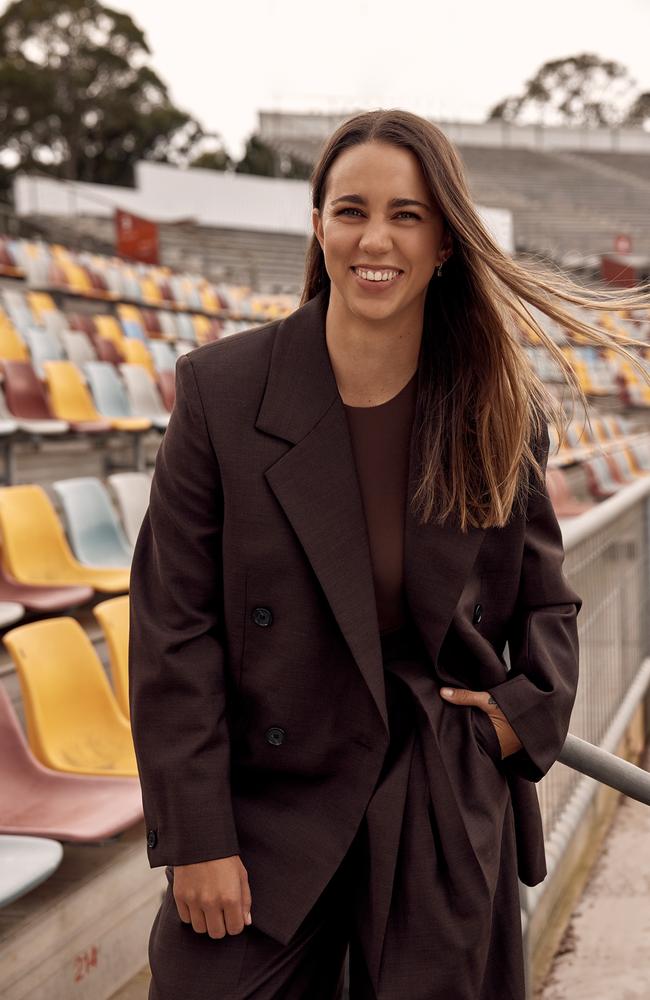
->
[128,286,582,946]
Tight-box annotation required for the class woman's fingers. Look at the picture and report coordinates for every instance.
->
[171,857,251,936]
[439,685,523,757]
[188,903,208,935]
[241,867,253,926]
[175,897,192,923]
[204,903,228,938]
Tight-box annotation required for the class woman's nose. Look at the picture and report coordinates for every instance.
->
[358,224,393,254]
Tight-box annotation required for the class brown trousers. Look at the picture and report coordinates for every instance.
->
[148,624,526,1000]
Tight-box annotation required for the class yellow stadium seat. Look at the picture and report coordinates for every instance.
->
[94,315,125,347]
[200,285,221,314]
[3,617,137,776]
[140,277,162,306]
[0,484,129,592]
[117,304,143,324]
[57,261,91,295]
[43,360,150,431]
[0,313,28,361]
[191,314,212,344]
[93,595,130,719]
[120,339,155,378]
[27,292,57,321]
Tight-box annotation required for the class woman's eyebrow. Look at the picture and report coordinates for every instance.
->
[330,194,432,210]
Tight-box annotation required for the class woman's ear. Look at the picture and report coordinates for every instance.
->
[312,207,323,249]
[441,227,453,265]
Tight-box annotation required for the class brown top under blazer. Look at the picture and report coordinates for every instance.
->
[128,285,582,947]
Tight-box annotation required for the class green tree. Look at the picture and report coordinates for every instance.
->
[0,0,218,198]
[235,134,279,176]
[234,133,313,178]
[189,147,234,172]
[487,53,640,127]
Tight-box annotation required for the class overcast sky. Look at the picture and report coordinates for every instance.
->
[6,0,650,159]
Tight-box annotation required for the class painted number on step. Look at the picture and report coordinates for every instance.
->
[73,945,99,983]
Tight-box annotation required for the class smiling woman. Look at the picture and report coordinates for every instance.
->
[129,107,648,1000]
[312,142,451,407]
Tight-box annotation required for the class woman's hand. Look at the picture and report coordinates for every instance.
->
[171,856,252,937]
[439,687,523,758]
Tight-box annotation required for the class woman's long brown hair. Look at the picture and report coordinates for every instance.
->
[300,108,650,531]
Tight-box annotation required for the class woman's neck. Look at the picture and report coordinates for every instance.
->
[325,290,422,407]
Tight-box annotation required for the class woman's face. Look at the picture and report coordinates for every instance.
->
[312,140,452,326]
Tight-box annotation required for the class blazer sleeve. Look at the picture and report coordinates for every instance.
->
[486,420,582,783]
[128,351,240,867]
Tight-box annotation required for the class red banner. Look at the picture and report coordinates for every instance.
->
[115,209,159,265]
[600,254,638,288]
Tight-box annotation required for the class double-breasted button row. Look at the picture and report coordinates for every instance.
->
[472,603,483,624]
[252,606,273,627]
[265,726,285,746]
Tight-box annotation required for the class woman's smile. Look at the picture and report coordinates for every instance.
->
[350,265,405,290]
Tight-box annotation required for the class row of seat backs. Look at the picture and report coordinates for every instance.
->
[0,359,174,427]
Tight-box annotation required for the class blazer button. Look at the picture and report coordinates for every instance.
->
[472,603,483,625]
[265,726,286,746]
[252,606,273,627]
[147,829,158,848]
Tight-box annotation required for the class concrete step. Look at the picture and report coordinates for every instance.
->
[1,823,164,1000]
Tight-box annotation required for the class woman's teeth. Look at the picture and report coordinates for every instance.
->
[352,267,401,282]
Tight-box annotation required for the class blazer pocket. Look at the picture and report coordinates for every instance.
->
[471,707,503,765]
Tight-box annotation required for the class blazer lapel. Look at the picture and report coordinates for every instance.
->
[257,288,388,732]
[256,287,487,734]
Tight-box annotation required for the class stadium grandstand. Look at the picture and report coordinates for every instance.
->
[0,113,650,999]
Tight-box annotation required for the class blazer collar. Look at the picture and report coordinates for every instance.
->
[256,287,338,443]
[256,286,486,734]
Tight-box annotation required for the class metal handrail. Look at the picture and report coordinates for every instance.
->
[558,733,650,805]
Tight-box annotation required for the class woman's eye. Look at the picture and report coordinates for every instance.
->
[337,208,420,220]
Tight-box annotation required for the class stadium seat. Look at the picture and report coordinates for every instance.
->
[0,484,129,591]
[3,617,138,777]
[42,360,134,433]
[119,364,169,429]
[52,477,133,568]
[583,456,622,501]
[0,312,29,361]
[93,595,129,718]
[94,315,126,348]
[0,544,93,611]
[142,309,162,337]
[546,468,594,517]
[176,313,197,343]
[42,308,69,343]
[107,471,151,546]
[148,340,177,373]
[83,361,152,431]
[2,289,33,332]
[0,392,18,437]
[0,360,70,435]
[0,834,63,908]
[26,292,57,323]
[21,328,65,378]
[627,439,650,473]
[0,683,142,840]
[119,338,156,378]
[157,311,179,339]
[95,336,124,366]
[0,602,24,626]
[157,370,176,411]
[61,330,98,366]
